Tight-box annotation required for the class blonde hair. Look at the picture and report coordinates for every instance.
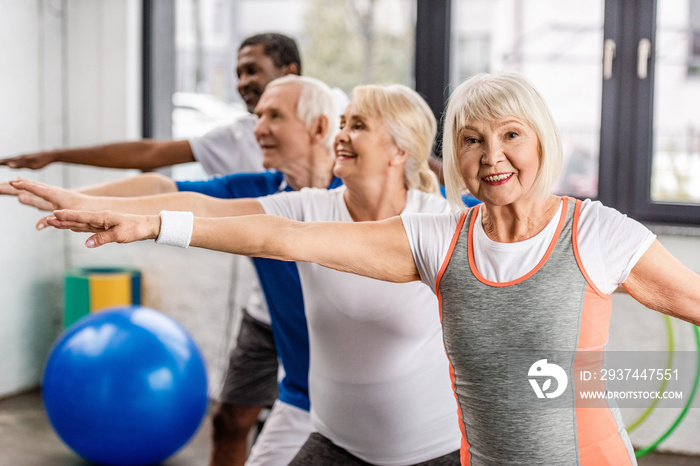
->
[266,75,338,151]
[351,84,439,193]
[442,72,562,208]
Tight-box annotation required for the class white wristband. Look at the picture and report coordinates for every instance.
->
[155,211,194,248]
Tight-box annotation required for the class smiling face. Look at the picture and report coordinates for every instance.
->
[236,44,290,113]
[253,83,312,170]
[333,101,402,183]
[458,116,541,206]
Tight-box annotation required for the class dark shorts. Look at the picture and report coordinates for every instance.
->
[219,309,279,407]
[289,433,461,466]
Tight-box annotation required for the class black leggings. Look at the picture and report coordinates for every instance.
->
[289,432,461,466]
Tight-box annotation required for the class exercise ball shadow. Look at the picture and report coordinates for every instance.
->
[42,306,208,466]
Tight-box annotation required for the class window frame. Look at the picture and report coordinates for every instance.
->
[599,0,700,225]
[142,0,176,140]
[421,0,700,226]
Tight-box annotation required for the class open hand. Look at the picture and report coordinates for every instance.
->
[0,152,57,170]
[46,209,161,248]
[4,178,88,217]
[0,178,58,211]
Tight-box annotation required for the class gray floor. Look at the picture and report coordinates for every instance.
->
[0,389,212,466]
[0,389,699,466]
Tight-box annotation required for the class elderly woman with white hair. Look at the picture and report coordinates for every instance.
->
[35,72,700,465]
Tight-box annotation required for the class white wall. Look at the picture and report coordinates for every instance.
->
[0,0,68,397]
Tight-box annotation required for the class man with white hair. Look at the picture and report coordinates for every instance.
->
[175,75,341,466]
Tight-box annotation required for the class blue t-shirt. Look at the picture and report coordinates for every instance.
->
[177,171,342,411]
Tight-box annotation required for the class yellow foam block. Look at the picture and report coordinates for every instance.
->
[88,273,133,313]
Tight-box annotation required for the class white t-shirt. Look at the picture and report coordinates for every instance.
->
[402,198,656,295]
[188,114,263,177]
[258,186,462,465]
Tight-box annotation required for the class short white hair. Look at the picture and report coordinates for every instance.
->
[265,75,338,151]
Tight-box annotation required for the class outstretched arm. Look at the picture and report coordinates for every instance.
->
[46,209,421,283]
[75,173,178,197]
[0,140,194,170]
[0,180,55,210]
[2,174,178,212]
[623,240,700,326]
[5,178,263,223]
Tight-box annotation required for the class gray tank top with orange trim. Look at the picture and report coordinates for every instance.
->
[436,198,635,465]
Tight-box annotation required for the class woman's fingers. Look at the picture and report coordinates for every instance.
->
[36,216,51,230]
[46,209,160,248]
[46,211,117,248]
[49,209,111,230]
[10,178,65,209]
[35,214,77,231]
[54,220,97,232]
[52,208,104,222]
[84,231,121,248]
[0,181,22,196]
[17,191,55,211]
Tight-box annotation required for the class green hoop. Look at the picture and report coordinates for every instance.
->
[634,324,700,458]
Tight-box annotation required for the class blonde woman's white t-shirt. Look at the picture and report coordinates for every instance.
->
[259,186,461,465]
[402,198,656,295]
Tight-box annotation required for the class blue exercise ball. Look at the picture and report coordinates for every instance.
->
[42,306,208,466]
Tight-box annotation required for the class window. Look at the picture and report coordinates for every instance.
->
[650,0,700,204]
[173,0,415,114]
[600,0,700,225]
[454,34,490,78]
